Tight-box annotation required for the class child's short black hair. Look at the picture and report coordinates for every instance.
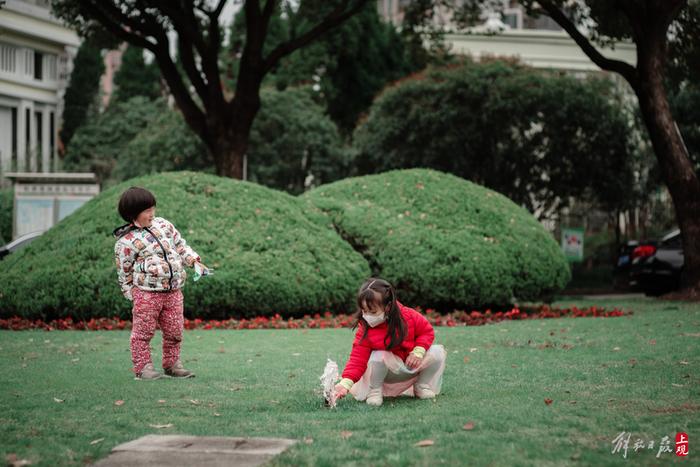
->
[118,187,156,222]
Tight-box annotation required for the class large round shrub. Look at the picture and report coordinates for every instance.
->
[352,60,634,215]
[0,172,369,319]
[302,169,570,308]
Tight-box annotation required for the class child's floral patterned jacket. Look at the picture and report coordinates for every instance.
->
[113,217,200,300]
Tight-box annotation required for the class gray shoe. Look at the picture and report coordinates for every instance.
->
[164,360,195,378]
[136,363,163,380]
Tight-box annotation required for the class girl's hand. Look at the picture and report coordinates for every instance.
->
[406,353,422,369]
[334,384,349,400]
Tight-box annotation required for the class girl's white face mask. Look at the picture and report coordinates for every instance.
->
[363,312,386,327]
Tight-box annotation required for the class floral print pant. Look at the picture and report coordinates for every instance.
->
[130,288,184,374]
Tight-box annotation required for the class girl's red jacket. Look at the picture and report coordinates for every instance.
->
[341,301,435,382]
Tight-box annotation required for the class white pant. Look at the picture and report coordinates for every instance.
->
[350,345,446,400]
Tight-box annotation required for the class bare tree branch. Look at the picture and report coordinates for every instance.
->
[80,1,157,51]
[213,0,227,18]
[155,1,225,106]
[539,0,639,86]
[79,1,208,138]
[262,0,370,74]
[262,0,276,23]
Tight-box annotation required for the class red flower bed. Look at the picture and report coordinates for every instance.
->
[0,305,629,331]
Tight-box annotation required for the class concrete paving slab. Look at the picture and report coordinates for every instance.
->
[93,435,297,467]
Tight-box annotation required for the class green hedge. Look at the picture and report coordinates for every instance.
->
[0,172,369,319]
[302,169,570,308]
[0,188,12,245]
[0,169,570,319]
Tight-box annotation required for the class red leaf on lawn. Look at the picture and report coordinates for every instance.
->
[415,439,435,447]
[463,356,470,364]
[463,422,475,430]
[114,400,124,406]
[649,339,656,345]
[544,398,553,405]
[340,431,353,440]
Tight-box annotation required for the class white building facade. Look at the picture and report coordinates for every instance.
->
[0,0,79,181]
[377,0,637,72]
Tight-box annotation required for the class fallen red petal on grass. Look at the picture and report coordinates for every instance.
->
[463,422,475,430]
[544,398,553,405]
[0,305,631,331]
[114,400,124,406]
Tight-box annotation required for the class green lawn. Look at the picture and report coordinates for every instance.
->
[1,297,698,466]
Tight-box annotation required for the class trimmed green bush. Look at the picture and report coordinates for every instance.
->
[0,188,12,245]
[302,169,570,308]
[0,172,369,319]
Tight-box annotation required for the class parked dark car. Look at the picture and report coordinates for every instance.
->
[614,239,657,291]
[630,229,684,296]
[0,231,43,261]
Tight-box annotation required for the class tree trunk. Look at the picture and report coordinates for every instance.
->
[633,44,700,291]
[209,99,260,180]
[212,130,248,180]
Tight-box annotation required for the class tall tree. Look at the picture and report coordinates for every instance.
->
[59,38,104,147]
[112,45,162,103]
[452,0,700,292]
[275,2,416,132]
[52,0,371,180]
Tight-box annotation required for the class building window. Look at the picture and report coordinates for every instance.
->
[12,108,17,162]
[0,43,17,73]
[503,8,523,29]
[25,108,31,169]
[45,54,57,80]
[49,111,55,169]
[35,111,43,171]
[34,51,44,80]
[23,49,33,77]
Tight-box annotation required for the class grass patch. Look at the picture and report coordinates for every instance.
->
[1,297,698,466]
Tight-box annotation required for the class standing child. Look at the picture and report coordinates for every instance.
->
[113,187,207,380]
[334,278,446,406]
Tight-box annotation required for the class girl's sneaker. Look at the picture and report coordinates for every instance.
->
[414,383,435,399]
[366,388,383,406]
[135,363,163,380]
[164,360,195,378]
